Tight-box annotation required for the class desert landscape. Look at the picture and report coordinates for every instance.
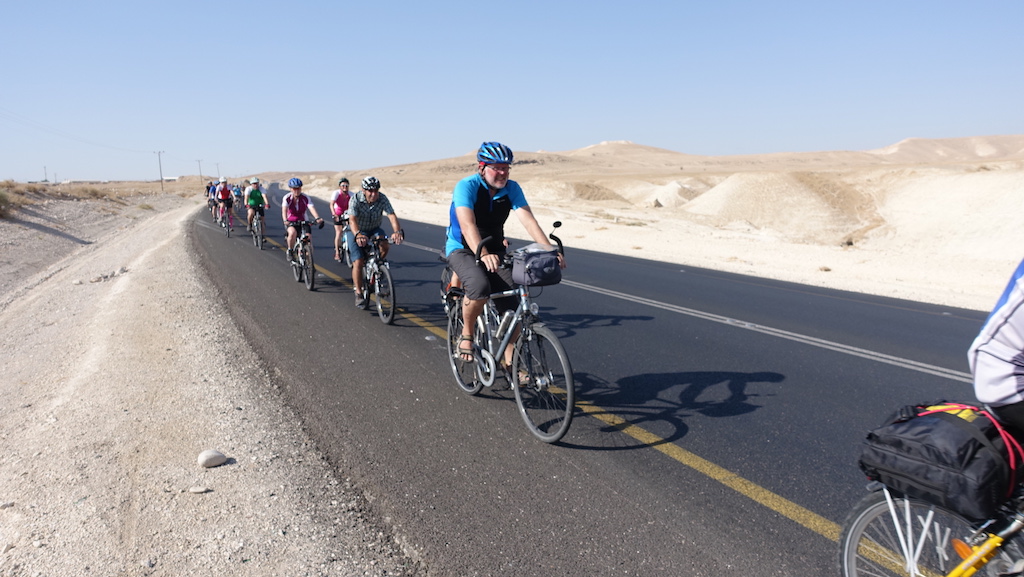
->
[309,134,1024,312]
[1,134,1022,575]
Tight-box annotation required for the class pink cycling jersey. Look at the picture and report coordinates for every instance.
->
[283,192,311,222]
[331,190,350,216]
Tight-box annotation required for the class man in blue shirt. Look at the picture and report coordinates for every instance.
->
[444,142,565,365]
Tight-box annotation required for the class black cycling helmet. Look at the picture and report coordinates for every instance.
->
[361,176,380,190]
[477,141,514,165]
[338,177,349,185]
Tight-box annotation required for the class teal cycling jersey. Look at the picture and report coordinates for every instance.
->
[444,173,528,257]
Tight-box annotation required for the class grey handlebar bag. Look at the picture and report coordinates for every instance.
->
[512,243,562,287]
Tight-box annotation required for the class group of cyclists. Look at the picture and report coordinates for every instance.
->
[204,142,567,365]
[205,176,270,235]
[279,175,406,307]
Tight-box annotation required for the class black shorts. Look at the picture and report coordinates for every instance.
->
[445,249,516,313]
[333,214,348,226]
[248,205,265,216]
[218,198,233,208]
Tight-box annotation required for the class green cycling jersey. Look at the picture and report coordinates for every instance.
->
[247,188,266,206]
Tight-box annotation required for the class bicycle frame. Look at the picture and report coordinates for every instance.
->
[477,285,533,369]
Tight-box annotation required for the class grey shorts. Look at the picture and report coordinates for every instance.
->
[445,249,516,312]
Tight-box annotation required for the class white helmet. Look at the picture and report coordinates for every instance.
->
[219,177,227,182]
[251,177,260,184]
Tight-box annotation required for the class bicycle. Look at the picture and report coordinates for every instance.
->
[839,401,1024,577]
[440,222,574,443]
[217,203,232,237]
[355,233,396,324]
[337,220,354,268]
[838,482,1024,576]
[287,220,316,291]
[250,206,266,250]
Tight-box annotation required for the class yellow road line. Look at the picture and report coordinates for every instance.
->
[575,400,842,542]
[270,240,448,338]
[264,238,841,542]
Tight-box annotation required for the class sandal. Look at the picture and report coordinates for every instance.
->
[457,336,475,363]
[499,359,531,385]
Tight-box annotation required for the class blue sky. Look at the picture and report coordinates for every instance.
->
[3,0,1021,182]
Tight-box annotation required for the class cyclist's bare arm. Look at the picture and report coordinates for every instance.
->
[387,213,403,244]
[514,205,566,268]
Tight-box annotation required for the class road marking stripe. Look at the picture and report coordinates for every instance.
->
[561,279,972,383]
[575,400,842,541]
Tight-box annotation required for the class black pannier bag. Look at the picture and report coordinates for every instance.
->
[511,243,561,287]
[858,402,1024,521]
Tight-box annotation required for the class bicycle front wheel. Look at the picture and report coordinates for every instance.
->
[512,323,574,443]
[446,296,482,395]
[838,488,1022,576]
[303,246,315,291]
[374,265,395,324]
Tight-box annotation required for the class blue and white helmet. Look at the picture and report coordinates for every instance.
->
[288,177,303,188]
[477,142,513,165]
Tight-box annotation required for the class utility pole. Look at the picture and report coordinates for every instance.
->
[44,166,47,182]
[155,151,165,193]
[216,163,220,178]
[197,160,203,183]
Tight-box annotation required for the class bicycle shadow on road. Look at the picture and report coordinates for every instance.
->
[562,370,784,450]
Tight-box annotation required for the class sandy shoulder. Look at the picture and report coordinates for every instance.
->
[0,196,417,575]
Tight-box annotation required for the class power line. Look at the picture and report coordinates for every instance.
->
[0,105,152,155]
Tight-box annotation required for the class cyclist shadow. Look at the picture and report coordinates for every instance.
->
[561,370,784,450]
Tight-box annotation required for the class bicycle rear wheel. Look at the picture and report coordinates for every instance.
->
[512,323,574,443]
[838,488,1022,576]
[446,296,483,395]
[303,245,315,291]
[374,265,395,324]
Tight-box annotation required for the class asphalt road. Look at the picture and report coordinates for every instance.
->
[191,200,989,576]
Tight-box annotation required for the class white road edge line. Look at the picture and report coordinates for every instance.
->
[405,241,972,383]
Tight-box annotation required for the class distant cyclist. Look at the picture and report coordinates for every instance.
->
[243,177,270,235]
[207,181,218,221]
[443,142,565,364]
[346,176,404,307]
[331,178,352,262]
[214,176,234,230]
[280,177,324,262]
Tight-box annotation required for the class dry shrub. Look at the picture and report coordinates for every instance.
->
[0,180,28,219]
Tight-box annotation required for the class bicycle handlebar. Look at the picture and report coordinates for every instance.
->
[473,222,565,266]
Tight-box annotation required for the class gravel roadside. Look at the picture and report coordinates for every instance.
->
[0,193,421,576]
